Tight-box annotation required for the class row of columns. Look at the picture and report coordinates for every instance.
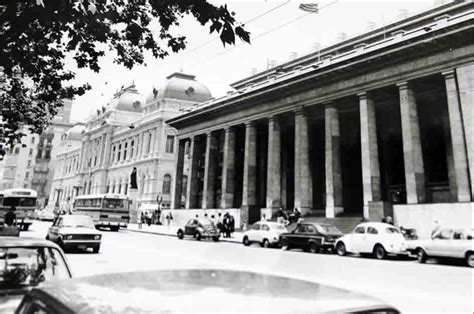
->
[173,65,473,219]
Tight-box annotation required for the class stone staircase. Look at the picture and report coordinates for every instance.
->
[301,216,363,234]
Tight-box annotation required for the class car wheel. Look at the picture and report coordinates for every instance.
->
[373,244,386,260]
[336,242,346,256]
[281,238,289,251]
[417,248,427,263]
[309,242,319,254]
[177,230,184,239]
[242,236,251,246]
[212,236,219,242]
[93,246,100,254]
[195,232,202,241]
[262,239,270,248]
[466,252,474,268]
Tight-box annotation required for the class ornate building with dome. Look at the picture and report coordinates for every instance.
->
[49,72,212,219]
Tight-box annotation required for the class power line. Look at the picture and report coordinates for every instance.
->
[181,1,291,57]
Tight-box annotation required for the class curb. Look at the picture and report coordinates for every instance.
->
[125,227,242,244]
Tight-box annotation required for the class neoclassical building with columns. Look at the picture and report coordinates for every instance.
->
[49,73,210,216]
[168,2,474,237]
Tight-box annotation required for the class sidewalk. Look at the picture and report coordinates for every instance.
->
[126,223,243,244]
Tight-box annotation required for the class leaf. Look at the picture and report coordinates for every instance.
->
[235,26,250,44]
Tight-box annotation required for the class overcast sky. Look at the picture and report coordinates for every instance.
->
[68,0,443,122]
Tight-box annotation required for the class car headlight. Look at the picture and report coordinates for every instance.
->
[94,235,101,240]
[65,235,73,240]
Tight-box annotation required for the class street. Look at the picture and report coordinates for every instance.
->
[22,221,473,313]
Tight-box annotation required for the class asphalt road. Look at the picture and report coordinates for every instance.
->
[24,221,473,313]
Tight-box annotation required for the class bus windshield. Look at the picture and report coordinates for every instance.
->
[3,197,36,207]
[103,198,128,210]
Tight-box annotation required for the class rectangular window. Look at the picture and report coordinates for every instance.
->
[45,149,51,159]
[23,184,28,188]
[124,142,128,160]
[165,135,175,153]
[14,147,20,154]
[35,149,40,158]
[25,172,29,179]
[31,137,35,144]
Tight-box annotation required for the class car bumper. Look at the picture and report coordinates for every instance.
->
[96,222,127,228]
[63,240,101,249]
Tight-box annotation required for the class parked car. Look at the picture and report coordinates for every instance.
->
[46,215,102,253]
[0,237,72,313]
[407,228,474,267]
[242,221,287,248]
[279,222,343,253]
[14,269,400,313]
[335,222,408,259]
[177,218,219,241]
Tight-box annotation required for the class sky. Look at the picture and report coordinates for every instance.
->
[68,0,444,122]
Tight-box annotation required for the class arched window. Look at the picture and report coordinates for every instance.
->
[162,174,171,194]
[124,142,128,160]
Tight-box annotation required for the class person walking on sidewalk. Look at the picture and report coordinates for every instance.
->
[138,211,144,229]
[166,211,173,227]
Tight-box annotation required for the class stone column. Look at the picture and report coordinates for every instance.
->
[455,64,474,200]
[202,132,218,209]
[137,132,144,159]
[150,128,157,157]
[241,122,257,225]
[81,135,91,172]
[294,109,311,215]
[397,82,426,203]
[221,127,236,209]
[359,92,382,218]
[442,70,471,202]
[325,104,343,217]
[185,137,199,209]
[172,139,186,209]
[266,117,281,215]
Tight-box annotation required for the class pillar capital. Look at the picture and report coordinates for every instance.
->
[323,101,336,109]
[441,69,456,79]
[245,121,256,128]
[357,91,368,99]
[396,81,410,89]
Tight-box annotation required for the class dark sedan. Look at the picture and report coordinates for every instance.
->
[177,218,220,241]
[15,269,399,313]
[279,222,343,253]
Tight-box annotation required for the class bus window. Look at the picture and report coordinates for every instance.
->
[91,199,102,208]
[19,197,36,207]
[103,199,126,209]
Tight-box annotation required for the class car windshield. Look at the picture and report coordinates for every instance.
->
[385,227,400,234]
[316,224,342,234]
[0,246,71,292]
[61,216,95,228]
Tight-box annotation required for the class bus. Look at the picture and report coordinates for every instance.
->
[73,194,130,231]
[0,188,38,231]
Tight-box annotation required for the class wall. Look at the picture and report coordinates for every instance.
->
[393,202,474,239]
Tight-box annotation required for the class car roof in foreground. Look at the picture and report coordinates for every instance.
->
[0,237,59,249]
[25,269,398,313]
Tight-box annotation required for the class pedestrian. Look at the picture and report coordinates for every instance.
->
[139,212,144,229]
[166,211,173,227]
[156,208,162,225]
[223,213,231,238]
[146,211,152,226]
[229,214,235,237]
[385,216,394,225]
[217,213,223,236]
[4,206,17,227]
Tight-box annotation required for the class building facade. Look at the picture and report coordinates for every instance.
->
[49,73,209,219]
[168,2,474,237]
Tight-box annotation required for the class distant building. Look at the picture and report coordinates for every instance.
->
[49,73,210,220]
[0,99,73,207]
[167,2,474,237]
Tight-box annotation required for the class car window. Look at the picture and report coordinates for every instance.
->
[60,216,95,229]
[435,229,454,240]
[354,226,365,234]
[296,225,306,233]
[0,247,71,291]
[261,224,270,231]
[186,219,194,225]
[306,225,316,234]
[367,227,378,234]
[252,223,261,231]
[385,227,400,234]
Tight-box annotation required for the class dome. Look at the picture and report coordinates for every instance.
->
[109,83,145,112]
[146,72,212,104]
[65,123,85,141]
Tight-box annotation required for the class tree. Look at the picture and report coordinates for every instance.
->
[0,0,250,144]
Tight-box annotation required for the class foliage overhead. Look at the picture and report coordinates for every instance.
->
[0,0,250,145]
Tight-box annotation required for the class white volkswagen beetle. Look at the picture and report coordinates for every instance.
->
[335,222,408,259]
